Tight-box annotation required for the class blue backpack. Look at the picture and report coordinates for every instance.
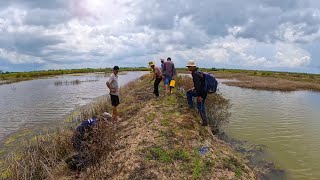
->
[202,72,218,94]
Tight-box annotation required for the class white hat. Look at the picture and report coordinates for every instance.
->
[186,60,197,67]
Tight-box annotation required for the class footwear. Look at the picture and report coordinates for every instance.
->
[117,117,123,121]
[112,117,121,121]
[202,122,208,126]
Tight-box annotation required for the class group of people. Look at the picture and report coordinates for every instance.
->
[149,58,209,126]
[105,58,209,126]
[76,58,208,141]
[149,57,177,97]
[68,59,210,170]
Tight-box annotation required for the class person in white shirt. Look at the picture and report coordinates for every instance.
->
[106,66,120,121]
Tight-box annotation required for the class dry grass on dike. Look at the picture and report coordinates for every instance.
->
[223,75,320,92]
[214,71,320,92]
[81,75,248,179]
[175,75,231,133]
[0,96,114,179]
[0,74,232,179]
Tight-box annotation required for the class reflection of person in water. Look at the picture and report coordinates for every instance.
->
[66,112,112,170]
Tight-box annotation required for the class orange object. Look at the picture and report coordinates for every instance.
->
[170,80,176,87]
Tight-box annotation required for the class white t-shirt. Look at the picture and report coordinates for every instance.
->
[107,73,119,95]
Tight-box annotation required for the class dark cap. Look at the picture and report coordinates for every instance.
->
[167,57,171,61]
[113,66,119,70]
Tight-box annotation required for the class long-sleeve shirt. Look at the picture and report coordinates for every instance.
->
[191,68,206,98]
[153,66,162,78]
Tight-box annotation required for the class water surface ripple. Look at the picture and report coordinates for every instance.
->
[219,82,320,180]
[0,72,147,142]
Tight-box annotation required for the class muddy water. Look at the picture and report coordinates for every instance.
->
[219,82,320,180]
[0,71,148,143]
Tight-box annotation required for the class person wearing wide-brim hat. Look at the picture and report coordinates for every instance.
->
[186,60,208,126]
[149,61,163,97]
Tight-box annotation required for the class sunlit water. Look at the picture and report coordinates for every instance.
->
[0,72,148,142]
[219,82,320,180]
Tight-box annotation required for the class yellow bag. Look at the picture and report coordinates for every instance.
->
[169,80,176,87]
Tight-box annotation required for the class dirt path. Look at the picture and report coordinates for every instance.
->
[63,75,255,180]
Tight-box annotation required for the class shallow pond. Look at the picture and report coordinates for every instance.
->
[219,82,320,180]
[0,71,148,143]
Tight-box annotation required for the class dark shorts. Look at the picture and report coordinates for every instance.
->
[110,94,120,107]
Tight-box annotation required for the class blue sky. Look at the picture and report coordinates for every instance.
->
[0,0,319,73]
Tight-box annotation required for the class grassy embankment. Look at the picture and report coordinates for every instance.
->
[178,68,320,92]
[0,67,149,85]
[0,74,256,179]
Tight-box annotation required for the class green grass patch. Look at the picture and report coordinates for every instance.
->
[0,168,12,180]
[3,130,32,147]
[172,150,190,161]
[189,148,216,180]
[166,95,178,105]
[146,147,190,163]
[222,157,245,177]
[192,156,204,180]
[148,147,172,163]
[159,129,176,139]
[235,167,242,178]
[160,118,171,126]
[147,112,156,122]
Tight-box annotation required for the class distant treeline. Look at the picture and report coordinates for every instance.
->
[1,67,318,81]
[177,67,320,77]
[0,67,149,80]
[178,67,319,75]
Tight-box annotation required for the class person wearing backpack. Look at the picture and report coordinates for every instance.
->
[186,60,208,126]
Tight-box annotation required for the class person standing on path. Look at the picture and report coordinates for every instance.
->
[106,66,120,121]
[160,59,165,73]
[163,57,177,94]
[149,61,163,97]
[186,60,208,126]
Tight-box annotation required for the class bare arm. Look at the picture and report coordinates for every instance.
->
[106,81,116,93]
[106,81,112,89]
[106,75,116,93]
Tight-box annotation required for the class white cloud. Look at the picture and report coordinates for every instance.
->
[0,48,44,64]
[0,0,319,72]
[277,22,320,43]
[275,43,311,67]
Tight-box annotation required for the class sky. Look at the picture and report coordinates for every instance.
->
[0,0,319,73]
